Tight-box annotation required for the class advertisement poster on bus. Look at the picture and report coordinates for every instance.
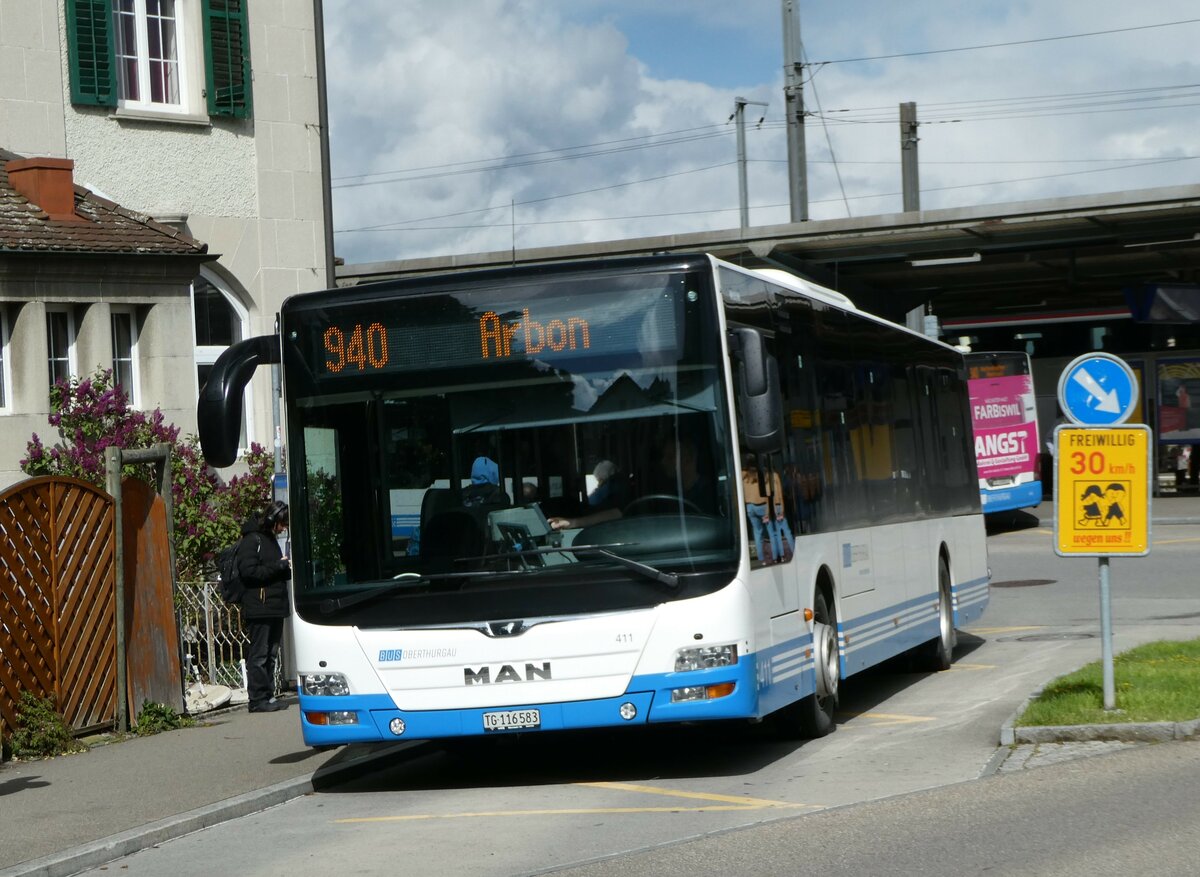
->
[1157,357,1200,441]
[969,373,1038,482]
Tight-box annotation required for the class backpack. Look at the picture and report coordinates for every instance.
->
[216,534,259,605]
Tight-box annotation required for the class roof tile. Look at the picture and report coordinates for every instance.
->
[0,148,208,257]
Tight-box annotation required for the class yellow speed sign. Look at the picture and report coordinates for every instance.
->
[1054,425,1151,556]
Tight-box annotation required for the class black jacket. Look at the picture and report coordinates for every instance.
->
[235,520,291,619]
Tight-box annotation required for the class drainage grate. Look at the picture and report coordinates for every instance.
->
[990,579,1055,588]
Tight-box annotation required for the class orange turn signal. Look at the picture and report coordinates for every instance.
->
[706,682,736,699]
[803,608,814,622]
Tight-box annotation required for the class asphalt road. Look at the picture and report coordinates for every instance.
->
[546,738,1200,877]
[76,518,1200,876]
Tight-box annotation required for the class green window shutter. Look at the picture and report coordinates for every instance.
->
[202,0,253,119]
[64,0,117,107]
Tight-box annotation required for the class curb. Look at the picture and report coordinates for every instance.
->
[998,685,1200,746]
[0,738,418,877]
[1004,717,1200,745]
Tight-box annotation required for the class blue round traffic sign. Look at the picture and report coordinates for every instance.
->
[1057,353,1139,426]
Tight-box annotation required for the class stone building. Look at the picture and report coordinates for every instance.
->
[0,0,330,485]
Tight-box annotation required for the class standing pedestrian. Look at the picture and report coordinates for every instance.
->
[237,500,292,713]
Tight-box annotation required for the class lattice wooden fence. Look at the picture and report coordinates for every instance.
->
[0,476,116,734]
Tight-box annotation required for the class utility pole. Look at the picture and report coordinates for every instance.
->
[900,101,920,212]
[734,97,768,230]
[781,0,808,222]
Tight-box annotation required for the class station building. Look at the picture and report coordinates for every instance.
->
[339,184,1200,493]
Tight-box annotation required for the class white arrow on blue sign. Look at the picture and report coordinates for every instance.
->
[1056,353,1139,426]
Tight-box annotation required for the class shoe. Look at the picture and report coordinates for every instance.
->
[249,701,287,713]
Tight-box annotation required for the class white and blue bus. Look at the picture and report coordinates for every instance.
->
[199,254,989,745]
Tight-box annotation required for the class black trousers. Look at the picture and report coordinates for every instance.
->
[246,617,284,707]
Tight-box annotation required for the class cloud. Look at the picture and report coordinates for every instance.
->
[324,1,1200,266]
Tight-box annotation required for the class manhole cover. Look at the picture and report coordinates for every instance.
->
[1014,632,1095,642]
[990,579,1055,588]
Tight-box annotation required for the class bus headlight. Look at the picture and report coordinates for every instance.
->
[301,673,350,696]
[674,644,738,672]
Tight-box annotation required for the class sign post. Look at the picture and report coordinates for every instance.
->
[1054,353,1148,711]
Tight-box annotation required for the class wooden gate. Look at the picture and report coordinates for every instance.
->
[121,477,183,717]
[0,476,117,734]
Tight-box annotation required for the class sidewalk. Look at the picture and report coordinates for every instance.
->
[3,493,1199,877]
[0,697,415,877]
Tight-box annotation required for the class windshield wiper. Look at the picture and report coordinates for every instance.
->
[319,570,499,614]
[484,542,680,590]
[321,544,680,615]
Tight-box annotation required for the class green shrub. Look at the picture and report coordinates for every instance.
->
[134,701,194,736]
[11,692,86,759]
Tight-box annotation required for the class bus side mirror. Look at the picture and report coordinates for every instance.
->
[729,327,784,453]
[198,334,281,468]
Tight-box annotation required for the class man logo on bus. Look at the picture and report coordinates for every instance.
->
[463,662,553,685]
[480,309,590,359]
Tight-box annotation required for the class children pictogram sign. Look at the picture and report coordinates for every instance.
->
[1054,425,1151,556]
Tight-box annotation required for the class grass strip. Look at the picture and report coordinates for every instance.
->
[1015,638,1200,726]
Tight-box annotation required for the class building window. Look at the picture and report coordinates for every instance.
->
[66,0,252,118]
[192,270,251,452]
[111,308,140,405]
[113,0,183,110]
[47,308,77,387]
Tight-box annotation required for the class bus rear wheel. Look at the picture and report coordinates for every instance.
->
[776,590,838,739]
[916,557,956,671]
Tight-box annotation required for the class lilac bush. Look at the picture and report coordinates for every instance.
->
[22,370,273,580]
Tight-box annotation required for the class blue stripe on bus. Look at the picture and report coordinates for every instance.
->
[835,575,991,672]
[981,481,1043,513]
[298,579,991,746]
[299,658,764,746]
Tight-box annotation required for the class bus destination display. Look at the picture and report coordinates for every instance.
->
[308,287,680,378]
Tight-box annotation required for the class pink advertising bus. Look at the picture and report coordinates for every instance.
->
[965,351,1042,513]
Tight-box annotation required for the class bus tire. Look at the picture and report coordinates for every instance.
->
[776,590,838,739]
[917,557,956,671]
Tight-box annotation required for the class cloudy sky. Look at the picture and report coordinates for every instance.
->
[322,1,1200,267]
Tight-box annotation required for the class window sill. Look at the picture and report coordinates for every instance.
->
[110,107,212,128]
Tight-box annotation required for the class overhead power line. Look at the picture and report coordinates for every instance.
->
[339,161,737,233]
[332,126,737,189]
[813,18,1200,65]
[336,156,1197,235]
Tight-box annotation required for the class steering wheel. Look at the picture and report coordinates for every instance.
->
[623,494,703,516]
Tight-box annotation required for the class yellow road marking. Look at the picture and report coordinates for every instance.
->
[839,711,935,727]
[946,662,995,671]
[334,804,809,823]
[1152,537,1200,545]
[333,780,819,824]
[576,781,801,809]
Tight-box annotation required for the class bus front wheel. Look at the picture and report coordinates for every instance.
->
[776,590,838,739]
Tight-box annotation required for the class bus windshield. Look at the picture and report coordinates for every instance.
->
[281,267,738,627]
